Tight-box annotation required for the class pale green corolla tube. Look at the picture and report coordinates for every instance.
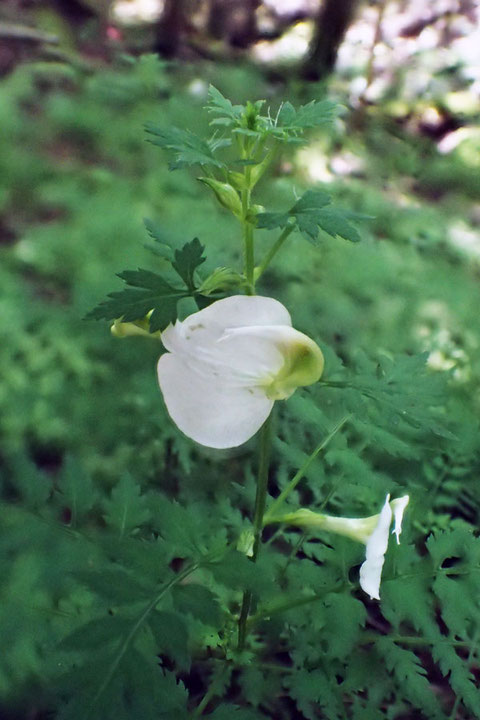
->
[157,295,324,449]
[266,495,410,600]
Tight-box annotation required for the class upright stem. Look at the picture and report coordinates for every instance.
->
[242,163,255,293]
[243,208,255,292]
[251,415,273,560]
[237,415,273,649]
[239,134,255,294]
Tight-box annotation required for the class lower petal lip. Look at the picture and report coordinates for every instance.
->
[157,353,274,448]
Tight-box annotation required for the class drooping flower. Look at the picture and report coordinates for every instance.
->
[265,494,409,600]
[157,295,324,449]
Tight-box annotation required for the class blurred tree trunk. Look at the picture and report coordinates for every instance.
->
[302,0,360,81]
[154,0,185,57]
[207,0,260,48]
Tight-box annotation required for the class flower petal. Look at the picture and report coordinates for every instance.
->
[189,294,293,329]
[217,324,322,385]
[161,295,292,356]
[157,353,274,448]
[390,495,410,544]
[359,494,392,600]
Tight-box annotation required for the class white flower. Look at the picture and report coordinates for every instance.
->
[359,495,409,600]
[157,295,324,449]
[266,494,409,600]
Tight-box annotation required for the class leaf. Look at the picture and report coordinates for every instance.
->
[326,351,454,444]
[73,567,154,604]
[148,495,207,557]
[431,638,480,717]
[171,237,206,291]
[7,455,51,510]
[87,235,207,331]
[321,593,366,660]
[376,637,443,719]
[171,583,222,627]
[86,269,188,332]
[308,207,362,243]
[143,217,175,261]
[239,665,282,710]
[256,189,363,244]
[207,85,244,125]
[208,550,274,596]
[285,668,343,720]
[57,649,189,720]
[57,455,96,526]
[148,610,190,670]
[103,474,150,537]
[59,615,133,651]
[209,706,260,720]
[276,99,337,131]
[144,123,228,169]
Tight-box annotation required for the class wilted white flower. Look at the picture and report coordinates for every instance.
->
[359,494,409,600]
[266,494,409,600]
[157,295,324,449]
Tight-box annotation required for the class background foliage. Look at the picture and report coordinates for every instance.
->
[1,1,480,718]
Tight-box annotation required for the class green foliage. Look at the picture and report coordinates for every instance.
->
[1,54,479,720]
[207,85,336,141]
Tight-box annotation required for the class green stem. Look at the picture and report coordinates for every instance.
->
[241,168,255,293]
[240,138,255,294]
[237,415,273,649]
[256,225,294,279]
[264,414,351,523]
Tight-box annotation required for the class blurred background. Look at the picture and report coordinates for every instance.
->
[0,0,480,715]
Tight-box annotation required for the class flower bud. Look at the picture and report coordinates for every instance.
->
[198,177,243,218]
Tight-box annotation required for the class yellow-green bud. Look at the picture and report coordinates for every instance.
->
[198,177,243,218]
